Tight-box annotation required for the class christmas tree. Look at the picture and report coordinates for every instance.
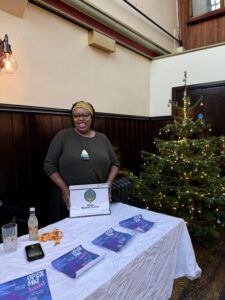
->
[129,72,225,245]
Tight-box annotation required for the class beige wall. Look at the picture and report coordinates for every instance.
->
[87,0,179,52]
[1,3,222,118]
[0,3,150,116]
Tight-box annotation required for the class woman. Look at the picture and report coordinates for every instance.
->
[44,101,119,222]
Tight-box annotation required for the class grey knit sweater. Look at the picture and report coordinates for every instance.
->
[44,128,119,186]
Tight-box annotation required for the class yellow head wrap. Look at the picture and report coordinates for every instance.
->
[72,101,94,116]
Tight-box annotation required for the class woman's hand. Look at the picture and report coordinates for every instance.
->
[61,186,70,209]
[49,172,70,209]
[107,180,112,202]
[107,165,119,202]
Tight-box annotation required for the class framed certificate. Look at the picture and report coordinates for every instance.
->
[69,183,110,218]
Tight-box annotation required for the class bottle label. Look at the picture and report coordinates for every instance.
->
[28,225,38,241]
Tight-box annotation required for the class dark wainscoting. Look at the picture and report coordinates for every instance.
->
[0,104,171,227]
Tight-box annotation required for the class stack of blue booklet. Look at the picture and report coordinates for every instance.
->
[0,269,52,300]
[51,245,104,278]
[119,214,155,232]
[92,227,134,252]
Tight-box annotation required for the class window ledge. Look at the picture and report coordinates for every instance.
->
[188,7,225,24]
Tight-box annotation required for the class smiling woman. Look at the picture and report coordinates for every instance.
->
[72,101,95,160]
[44,101,120,223]
[72,101,95,138]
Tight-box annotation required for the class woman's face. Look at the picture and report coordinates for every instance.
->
[72,107,93,134]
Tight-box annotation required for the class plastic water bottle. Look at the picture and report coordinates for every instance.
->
[28,207,38,241]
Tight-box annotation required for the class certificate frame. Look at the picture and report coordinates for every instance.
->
[69,183,110,218]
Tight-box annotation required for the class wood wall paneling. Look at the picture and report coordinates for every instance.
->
[179,0,225,49]
[0,113,16,198]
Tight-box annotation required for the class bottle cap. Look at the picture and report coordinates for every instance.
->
[30,207,35,212]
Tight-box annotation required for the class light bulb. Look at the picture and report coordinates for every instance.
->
[2,53,18,74]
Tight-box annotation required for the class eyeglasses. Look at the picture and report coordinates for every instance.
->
[72,113,91,119]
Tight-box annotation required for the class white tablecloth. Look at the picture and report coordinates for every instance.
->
[0,203,201,300]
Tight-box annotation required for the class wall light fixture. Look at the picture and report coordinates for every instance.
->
[0,34,18,74]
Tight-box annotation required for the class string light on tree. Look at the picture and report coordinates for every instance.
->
[129,71,225,246]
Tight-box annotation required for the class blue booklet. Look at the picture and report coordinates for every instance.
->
[119,214,155,232]
[92,228,133,252]
[51,245,104,278]
[0,269,52,300]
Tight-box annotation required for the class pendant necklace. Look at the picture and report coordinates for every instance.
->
[78,131,91,161]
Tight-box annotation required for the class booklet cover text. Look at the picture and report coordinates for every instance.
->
[92,228,133,252]
[0,269,52,300]
[51,245,104,278]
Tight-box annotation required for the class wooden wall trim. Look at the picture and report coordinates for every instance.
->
[149,116,172,121]
[0,103,152,120]
[172,80,225,94]
[0,104,69,115]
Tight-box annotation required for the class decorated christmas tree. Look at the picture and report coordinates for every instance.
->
[129,72,225,245]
